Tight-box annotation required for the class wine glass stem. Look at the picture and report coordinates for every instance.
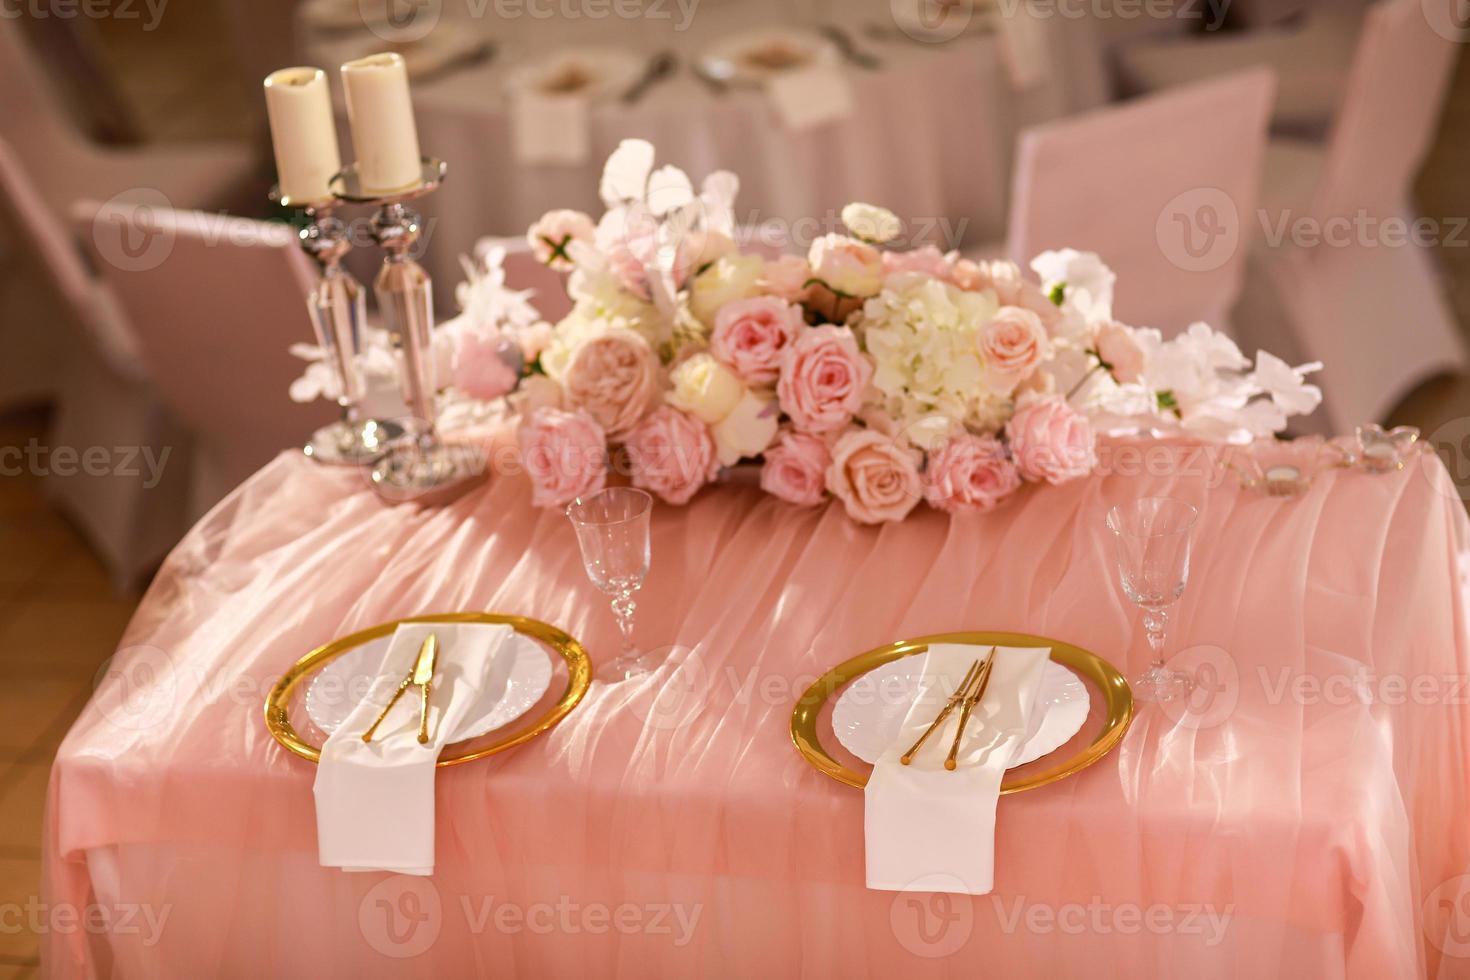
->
[609,590,637,655]
[1142,606,1169,669]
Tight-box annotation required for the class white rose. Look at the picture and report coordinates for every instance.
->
[689,253,766,327]
[666,353,744,424]
[841,202,902,244]
[1029,248,1115,323]
[808,234,884,298]
[711,390,779,466]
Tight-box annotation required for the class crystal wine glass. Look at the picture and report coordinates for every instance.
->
[567,488,655,682]
[1106,497,1198,703]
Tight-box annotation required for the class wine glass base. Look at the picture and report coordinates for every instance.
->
[370,438,486,505]
[596,650,665,683]
[1133,664,1193,703]
[302,419,403,466]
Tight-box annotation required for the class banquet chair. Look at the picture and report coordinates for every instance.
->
[0,19,262,407]
[999,68,1276,335]
[1236,0,1465,432]
[471,236,573,324]
[0,137,193,593]
[78,200,335,518]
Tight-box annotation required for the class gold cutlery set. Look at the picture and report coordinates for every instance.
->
[361,633,440,745]
[900,646,998,771]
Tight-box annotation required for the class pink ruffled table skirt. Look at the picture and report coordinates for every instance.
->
[42,442,1470,978]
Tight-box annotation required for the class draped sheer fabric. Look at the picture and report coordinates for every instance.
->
[43,439,1470,977]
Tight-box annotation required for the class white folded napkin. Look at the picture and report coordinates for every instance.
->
[766,64,855,131]
[865,644,1050,895]
[510,89,591,166]
[313,622,514,875]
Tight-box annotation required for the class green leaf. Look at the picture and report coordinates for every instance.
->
[1048,283,1066,306]
[1156,390,1181,417]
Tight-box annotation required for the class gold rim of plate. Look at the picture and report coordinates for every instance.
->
[264,612,592,767]
[790,630,1133,793]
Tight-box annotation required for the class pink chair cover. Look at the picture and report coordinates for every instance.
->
[1241,0,1466,431]
[1007,69,1276,335]
[42,437,1470,978]
[77,200,334,515]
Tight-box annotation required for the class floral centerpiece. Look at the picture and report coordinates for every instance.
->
[318,139,1325,523]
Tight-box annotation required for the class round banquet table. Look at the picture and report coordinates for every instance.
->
[43,437,1470,978]
[303,0,1108,304]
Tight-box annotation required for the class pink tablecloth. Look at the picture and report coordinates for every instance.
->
[43,443,1470,978]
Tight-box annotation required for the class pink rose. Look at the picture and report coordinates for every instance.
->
[1096,321,1146,384]
[625,405,720,505]
[760,430,831,507]
[561,327,659,439]
[1006,396,1097,485]
[979,306,1050,394]
[882,245,954,280]
[923,434,1021,513]
[453,329,519,401]
[807,234,884,298]
[777,325,874,434]
[762,254,813,304]
[948,258,984,291]
[527,210,596,270]
[710,296,804,385]
[517,408,607,508]
[826,428,922,524]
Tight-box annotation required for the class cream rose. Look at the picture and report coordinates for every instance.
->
[689,253,766,327]
[807,233,884,298]
[711,390,779,466]
[979,306,1050,394]
[666,352,744,424]
[825,428,922,524]
[841,202,902,245]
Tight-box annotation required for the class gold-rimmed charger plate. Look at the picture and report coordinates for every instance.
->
[791,630,1133,793]
[264,612,591,767]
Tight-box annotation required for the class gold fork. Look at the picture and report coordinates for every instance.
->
[900,658,982,766]
[944,645,998,771]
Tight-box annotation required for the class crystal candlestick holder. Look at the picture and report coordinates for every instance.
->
[271,187,401,465]
[330,159,485,504]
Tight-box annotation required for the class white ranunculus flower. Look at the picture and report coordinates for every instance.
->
[666,352,744,424]
[1249,350,1323,416]
[1030,248,1116,324]
[841,202,902,245]
[711,389,779,465]
[689,253,765,327]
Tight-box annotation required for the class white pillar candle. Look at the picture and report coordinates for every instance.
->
[263,67,341,206]
[341,53,424,195]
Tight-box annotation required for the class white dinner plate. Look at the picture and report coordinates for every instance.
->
[504,46,647,103]
[305,631,554,741]
[831,653,1090,768]
[696,29,840,87]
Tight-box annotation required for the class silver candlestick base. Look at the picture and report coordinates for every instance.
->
[272,186,402,465]
[330,159,486,504]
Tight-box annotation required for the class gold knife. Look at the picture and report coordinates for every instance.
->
[413,632,439,745]
[945,646,998,772]
[900,658,981,766]
[361,634,438,744]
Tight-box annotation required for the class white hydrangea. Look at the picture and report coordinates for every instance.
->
[860,274,1012,439]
